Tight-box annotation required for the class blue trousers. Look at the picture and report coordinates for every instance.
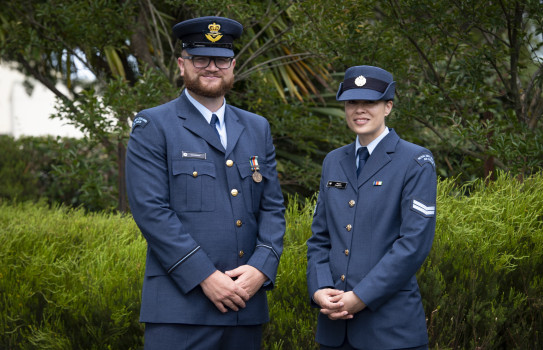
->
[143,323,262,350]
[321,342,428,350]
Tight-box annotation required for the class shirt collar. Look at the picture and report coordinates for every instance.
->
[185,89,226,125]
[355,127,389,155]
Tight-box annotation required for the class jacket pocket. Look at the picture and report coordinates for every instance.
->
[172,159,216,212]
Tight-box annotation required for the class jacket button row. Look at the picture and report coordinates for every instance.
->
[231,189,238,197]
[239,250,244,258]
[346,224,352,232]
[192,171,198,178]
[349,200,355,207]
[236,220,242,227]
[344,249,349,256]
[226,160,234,167]
[340,274,345,282]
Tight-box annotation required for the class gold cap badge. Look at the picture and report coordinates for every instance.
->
[205,22,223,42]
[355,75,367,87]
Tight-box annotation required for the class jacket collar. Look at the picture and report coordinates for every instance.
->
[339,129,400,189]
[175,91,245,156]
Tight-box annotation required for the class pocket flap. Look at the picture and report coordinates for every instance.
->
[172,159,216,178]
[237,163,254,179]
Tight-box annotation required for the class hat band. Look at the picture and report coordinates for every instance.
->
[340,76,388,95]
[183,42,233,49]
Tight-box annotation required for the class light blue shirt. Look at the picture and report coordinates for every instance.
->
[185,89,227,148]
[355,127,389,168]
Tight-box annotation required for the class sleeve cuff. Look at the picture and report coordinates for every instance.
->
[247,245,279,287]
[168,247,216,294]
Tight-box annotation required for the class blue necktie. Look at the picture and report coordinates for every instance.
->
[210,114,221,141]
[357,147,369,177]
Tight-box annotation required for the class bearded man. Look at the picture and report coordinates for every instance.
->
[125,16,285,350]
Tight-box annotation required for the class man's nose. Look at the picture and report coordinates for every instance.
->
[206,59,220,70]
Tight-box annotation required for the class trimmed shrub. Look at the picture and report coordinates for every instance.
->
[264,196,319,349]
[0,202,145,349]
[1,172,542,349]
[422,173,543,349]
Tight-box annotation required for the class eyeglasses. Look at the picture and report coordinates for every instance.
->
[181,56,234,69]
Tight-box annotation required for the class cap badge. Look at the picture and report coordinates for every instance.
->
[355,75,367,87]
[205,22,223,43]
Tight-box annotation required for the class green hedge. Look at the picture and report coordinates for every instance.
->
[422,173,543,349]
[1,172,542,349]
[0,135,118,212]
[0,201,145,349]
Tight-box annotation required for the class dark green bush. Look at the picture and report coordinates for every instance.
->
[264,196,319,350]
[0,135,118,212]
[422,173,543,349]
[1,173,542,349]
[0,135,42,201]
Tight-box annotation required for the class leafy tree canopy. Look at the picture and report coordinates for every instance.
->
[1,0,542,211]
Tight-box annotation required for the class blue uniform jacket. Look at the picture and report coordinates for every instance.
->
[126,91,285,326]
[307,129,437,349]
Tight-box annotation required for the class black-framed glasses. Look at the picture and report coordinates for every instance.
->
[181,56,234,69]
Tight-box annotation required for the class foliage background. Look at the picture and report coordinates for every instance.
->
[1,1,543,348]
[1,0,541,212]
[1,174,542,349]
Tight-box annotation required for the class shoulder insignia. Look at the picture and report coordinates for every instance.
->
[131,116,149,132]
[411,199,435,217]
[415,153,435,168]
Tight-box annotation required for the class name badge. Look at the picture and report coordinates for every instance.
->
[327,181,347,189]
[182,151,206,160]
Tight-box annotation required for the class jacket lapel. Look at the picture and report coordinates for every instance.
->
[339,142,358,191]
[358,129,400,188]
[176,92,225,152]
[224,106,245,158]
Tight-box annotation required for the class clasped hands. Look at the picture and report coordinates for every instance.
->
[313,288,366,320]
[200,265,267,313]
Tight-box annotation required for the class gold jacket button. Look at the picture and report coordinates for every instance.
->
[231,189,239,197]
[236,220,242,227]
[226,159,234,167]
[239,250,244,258]
[349,200,355,207]
[344,249,349,256]
[341,274,345,281]
[346,224,352,231]
[192,171,198,178]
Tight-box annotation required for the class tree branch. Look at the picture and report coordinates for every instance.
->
[17,54,72,105]
[235,0,294,59]
[236,53,314,81]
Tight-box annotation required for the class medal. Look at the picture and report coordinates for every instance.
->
[252,171,262,183]
[250,156,263,183]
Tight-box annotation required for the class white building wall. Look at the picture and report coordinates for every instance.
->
[0,65,83,138]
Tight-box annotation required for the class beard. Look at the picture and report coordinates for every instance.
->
[183,72,234,98]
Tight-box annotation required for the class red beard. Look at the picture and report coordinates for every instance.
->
[183,72,234,98]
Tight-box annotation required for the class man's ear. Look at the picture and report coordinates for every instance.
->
[177,57,185,77]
